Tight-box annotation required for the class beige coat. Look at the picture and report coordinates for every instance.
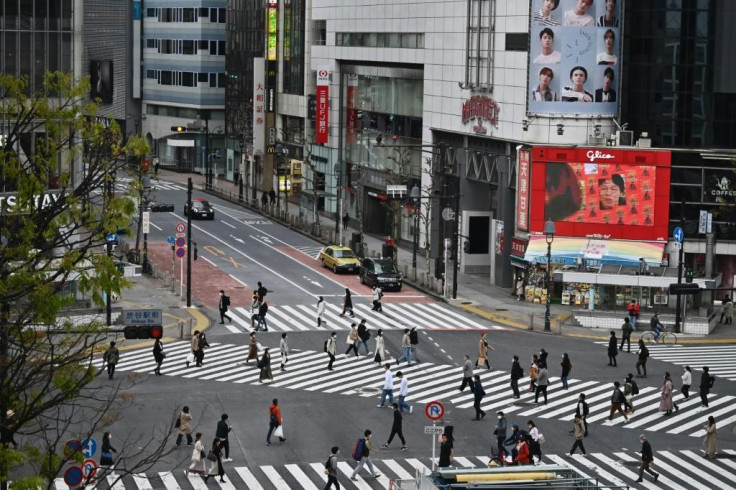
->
[190,334,199,351]
[347,327,359,344]
[703,423,717,458]
[178,411,192,435]
[478,338,489,362]
[248,335,259,361]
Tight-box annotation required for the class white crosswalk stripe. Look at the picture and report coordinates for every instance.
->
[222,302,503,333]
[292,245,325,259]
[95,343,734,437]
[594,342,736,381]
[55,452,736,489]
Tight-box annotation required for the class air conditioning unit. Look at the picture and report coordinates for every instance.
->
[616,130,633,146]
[587,134,607,146]
[637,132,652,148]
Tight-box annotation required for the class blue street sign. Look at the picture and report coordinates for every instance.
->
[81,438,97,458]
[105,233,119,243]
[167,235,175,244]
[673,227,684,243]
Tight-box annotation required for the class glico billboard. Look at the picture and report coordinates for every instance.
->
[529,147,672,241]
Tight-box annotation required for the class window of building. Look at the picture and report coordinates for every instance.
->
[146,70,158,80]
[183,8,196,22]
[198,72,209,84]
[146,8,157,18]
[146,38,157,49]
[182,72,194,87]
[313,20,327,46]
[183,40,195,55]
[218,40,226,55]
[218,8,227,23]
[199,40,208,51]
[505,33,528,52]
[334,32,425,49]
[464,0,494,90]
[160,71,172,85]
[199,8,209,18]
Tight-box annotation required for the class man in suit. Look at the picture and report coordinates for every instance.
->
[218,290,232,324]
[595,67,617,102]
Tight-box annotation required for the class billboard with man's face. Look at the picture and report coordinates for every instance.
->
[528,0,621,116]
[90,60,113,104]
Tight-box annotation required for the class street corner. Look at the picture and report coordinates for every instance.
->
[114,307,208,352]
[458,302,530,330]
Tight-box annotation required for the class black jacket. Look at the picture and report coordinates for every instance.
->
[641,440,653,462]
[409,329,419,345]
[474,380,486,398]
[259,302,269,317]
[510,361,524,380]
[358,324,369,341]
[576,400,589,417]
[700,372,714,393]
[392,410,403,429]
[538,352,548,369]
[608,336,618,356]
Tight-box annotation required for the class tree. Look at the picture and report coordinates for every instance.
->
[0,73,168,489]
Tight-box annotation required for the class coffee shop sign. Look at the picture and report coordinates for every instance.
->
[0,192,62,214]
[461,95,500,134]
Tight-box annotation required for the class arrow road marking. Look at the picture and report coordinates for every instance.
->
[229,235,245,244]
[303,276,323,288]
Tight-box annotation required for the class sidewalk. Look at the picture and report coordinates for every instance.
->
[156,169,736,343]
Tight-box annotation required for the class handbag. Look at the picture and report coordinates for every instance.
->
[186,352,195,364]
[207,451,218,462]
[175,417,181,428]
[273,425,284,438]
[200,449,206,459]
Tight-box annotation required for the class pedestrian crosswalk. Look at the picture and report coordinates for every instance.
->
[95,343,734,437]
[594,342,736,381]
[221,301,502,333]
[292,245,324,259]
[52,450,736,489]
[91,178,186,196]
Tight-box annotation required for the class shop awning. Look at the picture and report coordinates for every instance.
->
[523,236,665,267]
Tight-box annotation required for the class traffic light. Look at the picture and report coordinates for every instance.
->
[150,203,175,212]
[171,126,187,133]
[668,283,700,295]
[463,241,470,253]
[123,325,164,339]
[685,268,694,283]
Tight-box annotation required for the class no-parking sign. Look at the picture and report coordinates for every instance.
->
[64,466,84,486]
[425,400,445,421]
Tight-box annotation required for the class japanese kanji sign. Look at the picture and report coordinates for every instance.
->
[315,67,330,144]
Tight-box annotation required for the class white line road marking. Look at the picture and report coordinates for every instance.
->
[221,220,236,229]
[202,257,216,266]
[149,222,163,231]
[228,274,249,288]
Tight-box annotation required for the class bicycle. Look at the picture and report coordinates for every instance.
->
[640,324,677,346]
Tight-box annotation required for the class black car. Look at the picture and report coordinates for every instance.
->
[184,198,214,220]
[359,258,402,291]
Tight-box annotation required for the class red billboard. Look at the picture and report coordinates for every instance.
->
[516,149,531,231]
[529,147,671,241]
[315,68,330,144]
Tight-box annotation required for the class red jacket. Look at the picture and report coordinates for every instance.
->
[514,441,531,465]
[627,303,640,317]
[269,404,282,425]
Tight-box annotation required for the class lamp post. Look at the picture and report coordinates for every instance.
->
[409,185,421,277]
[544,219,556,332]
[238,140,244,202]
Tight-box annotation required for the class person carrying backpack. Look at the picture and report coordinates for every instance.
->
[325,332,337,371]
[324,446,340,489]
[255,302,269,332]
[357,319,371,355]
[409,327,421,363]
[635,339,649,378]
[624,373,639,414]
[218,290,232,324]
[103,341,120,380]
[349,430,381,481]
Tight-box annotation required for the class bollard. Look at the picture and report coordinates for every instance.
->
[529,313,535,331]
[402,264,408,278]
[179,320,184,339]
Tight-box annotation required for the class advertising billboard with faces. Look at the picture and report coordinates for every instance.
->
[528,0,621,116]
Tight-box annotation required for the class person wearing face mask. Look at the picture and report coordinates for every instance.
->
[560,353,572,389]
[575,393,589,437]
[510,355,524,398]
[538,349,548,369]
[493,412,507,463]
[100,431,118,473]
[527,421,544,464]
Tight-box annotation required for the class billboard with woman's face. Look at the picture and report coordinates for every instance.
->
[528,0,622,116]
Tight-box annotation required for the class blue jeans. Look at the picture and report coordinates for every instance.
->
[396,347,412,365]
[652,326,662,340]
[561,375,569,389]
[398,395,411,412]
[628,315,637,331]
[411,345,420,362]
[358,340,370,354]
[255,315,268,331]
[380,388,395,406]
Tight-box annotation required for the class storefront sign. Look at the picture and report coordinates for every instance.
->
[704,170,736,202]
[516,150,530,231]
[346,75,358,143]
[267,7,278,61]
[461,95,500,134]
[315,68,330,144]
[523,236,665,267]
[252,58,265,156]
[0,192,62,214]
[511,238,527,258]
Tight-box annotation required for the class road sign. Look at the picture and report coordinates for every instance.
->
[673,241,682,250]
[64,466,84,486]
[425,400,445,421]
[82,459,97,478]
[175,237,186,247]
[175,222,186,233]
[673,226,684,243]
[81,438,97,458]
[105,233,119,243]
[167,236,175,244]
[424,426,444,434]
[63,439,82,458]
[123,309,163,326]
[176,247,186,258]
[142,211,150,234]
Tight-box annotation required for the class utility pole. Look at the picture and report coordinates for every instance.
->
[106,176,113,325]
[675,200,685,332]
[186,178,193,307]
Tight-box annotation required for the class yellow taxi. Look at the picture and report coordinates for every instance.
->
[319,245,361,274]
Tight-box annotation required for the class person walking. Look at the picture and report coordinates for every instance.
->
[216,414,232,462]
[534,367,549,405]
[326,332,337,371]
[624,373,638,414]
[620,317,632,352]
[185,432,206,476]
[476,332,494,370]
[635,339,649,377]
[256,282,268,303]
[458,355,474,392]
[258,348,273,383]
[152,338,165,376]
[703,416,717,458]
[700,366,715,407]
[342,211,349,230]
[409,327,421,363]
[316,296,326,328]
[378,364,395,407]
[103,341,120,380]
[608,381,629,423]
[438,433,454,468]
[538,348,549,369]
[724,296,734,325]
[529,355,539,392]
[175,406,193,447]
[279,333,289,372]
[681,365,692,400]
[472,374,486,420]
[494,412,507,462]
[659,372,678,416]
[345,323,360,357]
[246,331,259,365]
[266,399,285,445]
[196,331,209,367]
[510,355,524,399]
[268,189,276,208]
[569,415,586,456]
[576,393,590,436]
[381,403,407,450]
[607,331,618,366]
[397,371,412,413]
[357,319,371,355]
[100,431,118,473]
[560,353,572,389]
[527,420,544,464]
[373,329,385,364]
[188,331,200,368]
[635,435,659,483]
[261,191,268,210]
[255,301,269,331]
[371,286,383,312]
[218,290,232,324]
[339,288,354,317]
[627,299,640,330]
[204,438,226,483]
[349,430,381,480]
[395,328,412,366]
[324,446,340,489]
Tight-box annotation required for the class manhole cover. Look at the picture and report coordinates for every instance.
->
[461,301,472,305]
[495,308,507,312]
[357,386,381,395]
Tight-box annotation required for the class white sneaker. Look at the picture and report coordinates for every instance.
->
[409,406,414,414]
[223,458,233,462]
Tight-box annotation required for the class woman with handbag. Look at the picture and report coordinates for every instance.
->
[100,432,117,471]
[185,432,206,476]
[245,331,259,365]
[266,398,286,445]
[374,329,385,364]
[259,348,273,383]
[529,355,540,392]
[204,438,226,483]
[175,406,193,447]
[152,338,165,375]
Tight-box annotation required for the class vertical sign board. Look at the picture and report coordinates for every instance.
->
[346,74,358,143]
[516,149,530,231]
[252,58,266,157]
[132,1,141,98]
[267,2,278,62]
[315,68,330,144]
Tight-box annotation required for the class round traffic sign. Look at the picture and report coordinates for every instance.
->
[175,237,186,247]
[176,247,186,258]
[82,459,98,478]
[175,222,186,233]
[673,226,684,243]
[63,439,82,458]
[81,438,97,458]
[64,466,84,486]
[425,400,445,421]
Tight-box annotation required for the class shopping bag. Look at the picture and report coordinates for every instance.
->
[273,425,284,438]
[186,352,195,364]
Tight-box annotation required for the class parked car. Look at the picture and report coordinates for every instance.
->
[183,197,214,220]
[359,257,402,291]
[319,245,361,274]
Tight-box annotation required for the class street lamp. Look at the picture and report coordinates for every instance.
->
[238,140,244,202]
[544,219,556,332]
[141,176,153,274]
[410,185,421,276]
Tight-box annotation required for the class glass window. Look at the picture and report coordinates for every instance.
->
[218,73,226,87]
[47,31,58,72]
[210,73,217,87]
[35,0,48,30]
[160,71,172,85]
[218,8,226,23]
[670,167,702,184]
[182,72,194,87]
[20,0,32,29]
[376,33,385,47]
[670,185,701,203]
[210,8,217,22]
[147,8,157,18]
[199,8,209,18]
[210,41,217,55]
[218,40,226,55]
[4,31,17,76]
[183,40,195,54]
[198,72,208,83]
[198,40,208,50]
[4,0,19,29]
[505,33,528,51]
[336,33,343,46]
[146,38,156,49]
[389,33,401,48]
[60,33,71,71]
[183,8,195,22]
[417,34,424,49]
[146,70,157,79]
[401,34,417,49]
[34,32,45,92]
[61,0,71,30]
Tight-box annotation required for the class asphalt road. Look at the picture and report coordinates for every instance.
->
[64,177,736,490]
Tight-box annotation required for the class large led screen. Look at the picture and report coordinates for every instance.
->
[528,0,622,116]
